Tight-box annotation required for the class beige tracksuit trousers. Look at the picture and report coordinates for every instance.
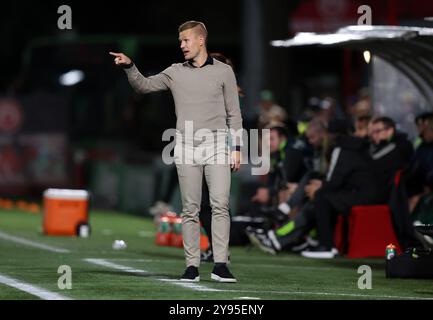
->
[174,130,231,267]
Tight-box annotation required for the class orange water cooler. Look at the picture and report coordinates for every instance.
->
[43,189,90,237]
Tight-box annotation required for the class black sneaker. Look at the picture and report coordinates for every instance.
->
[179,266,200,282]
[246,228,276,255]
[291,237,318,253]
[291,240,310,253]
[211,263,237,283]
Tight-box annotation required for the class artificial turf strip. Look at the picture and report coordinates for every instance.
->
[0,209,432,300]
[0,284,36,300]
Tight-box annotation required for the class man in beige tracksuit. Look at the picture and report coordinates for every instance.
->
[110,21,242,283]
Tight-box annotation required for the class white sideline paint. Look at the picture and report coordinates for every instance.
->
[84,258,223,292]
[85,258,433,300]
[0,274,71,300]
[84,258,151,275]
[0,231,70,253]
[110,258,335,271]
[158,278,222,292]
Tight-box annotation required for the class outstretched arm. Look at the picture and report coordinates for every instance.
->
[109,52,172,94]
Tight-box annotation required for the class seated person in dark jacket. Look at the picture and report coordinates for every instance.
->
[258,119,330,221]
[248,120,329,253]
[406,115,433,212]
[413,112,433,149]
[266,122,308,204]
[299,120,382,259]
[247,120,329,252]
[368,117,419,250]
[368,116,414,203]
[248,120,379,258]
[251,122,307,214]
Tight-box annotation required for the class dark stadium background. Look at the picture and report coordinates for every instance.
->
[1,0,432,213]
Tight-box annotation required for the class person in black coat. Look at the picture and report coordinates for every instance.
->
[247,119,380,258]
[250,122,308,218]
[367,116,421,250]
[406,114,433,199]
[301,120,381,258]
[368,117,413,203]
[265,123,308,204]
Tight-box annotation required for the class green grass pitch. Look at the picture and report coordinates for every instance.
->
[0,209,432,300]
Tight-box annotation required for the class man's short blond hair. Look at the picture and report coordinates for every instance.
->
[178,21,208,44]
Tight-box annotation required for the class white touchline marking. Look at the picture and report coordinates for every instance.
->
[85,258,433,300]
[0,231,70,253]
[84,258,151,275]
[236,296,261,300]
[109,258,337,271]
[0,273,71,300]
[157,278,222,292]
[84,258,223,292]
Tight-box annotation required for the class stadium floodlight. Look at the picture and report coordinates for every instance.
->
[363,50,371,64]
[59,69,85,86]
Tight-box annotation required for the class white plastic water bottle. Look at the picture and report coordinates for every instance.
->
[112,240,127,250]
